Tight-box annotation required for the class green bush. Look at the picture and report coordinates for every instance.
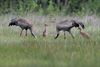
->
[0,0,100,16]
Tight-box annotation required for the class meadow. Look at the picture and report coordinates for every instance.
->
[0,14,100,67]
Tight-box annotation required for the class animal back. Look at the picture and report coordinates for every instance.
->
[17,18,33,27]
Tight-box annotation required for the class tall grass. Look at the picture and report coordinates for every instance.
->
[0,14,100,67]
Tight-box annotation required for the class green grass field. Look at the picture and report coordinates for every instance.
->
[0,15,100,67]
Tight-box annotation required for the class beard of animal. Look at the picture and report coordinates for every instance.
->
[9,21,18,26]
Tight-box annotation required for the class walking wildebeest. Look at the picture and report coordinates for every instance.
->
[9,18,35,37]
[55,20,84,39]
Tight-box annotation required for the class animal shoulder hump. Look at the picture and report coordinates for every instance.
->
[58,20,68,24]
[17,18,32,25]
[57,20,72,27]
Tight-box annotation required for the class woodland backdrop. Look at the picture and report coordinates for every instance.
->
[0,0,100,15]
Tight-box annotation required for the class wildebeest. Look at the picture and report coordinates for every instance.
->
[9,18,35,37]
[55,20,84,39]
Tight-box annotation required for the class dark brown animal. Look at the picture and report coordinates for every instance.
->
[55,20,84,39]
[9,18,35,37]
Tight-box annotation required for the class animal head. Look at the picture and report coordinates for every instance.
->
[71,20,85,29]
[9,18,18,26]
[78,22,85,29]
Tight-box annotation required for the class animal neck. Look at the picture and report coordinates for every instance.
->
[69,25,74,29]
[15,21,18,26]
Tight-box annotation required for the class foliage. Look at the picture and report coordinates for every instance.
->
[0,0,100,15]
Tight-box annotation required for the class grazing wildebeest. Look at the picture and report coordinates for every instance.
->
[55,20,84,39]
[9,18,35,37]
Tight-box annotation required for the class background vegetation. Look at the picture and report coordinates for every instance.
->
[0,0,100,15]
[0,15,100,67]
[0,0,100,67]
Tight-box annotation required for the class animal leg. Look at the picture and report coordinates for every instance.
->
[64,31,66,39]
[29,28,35,38]
[20,29,23,36]
[69,31,74,39]
[55,31,60,39]
[25,29,27,36]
